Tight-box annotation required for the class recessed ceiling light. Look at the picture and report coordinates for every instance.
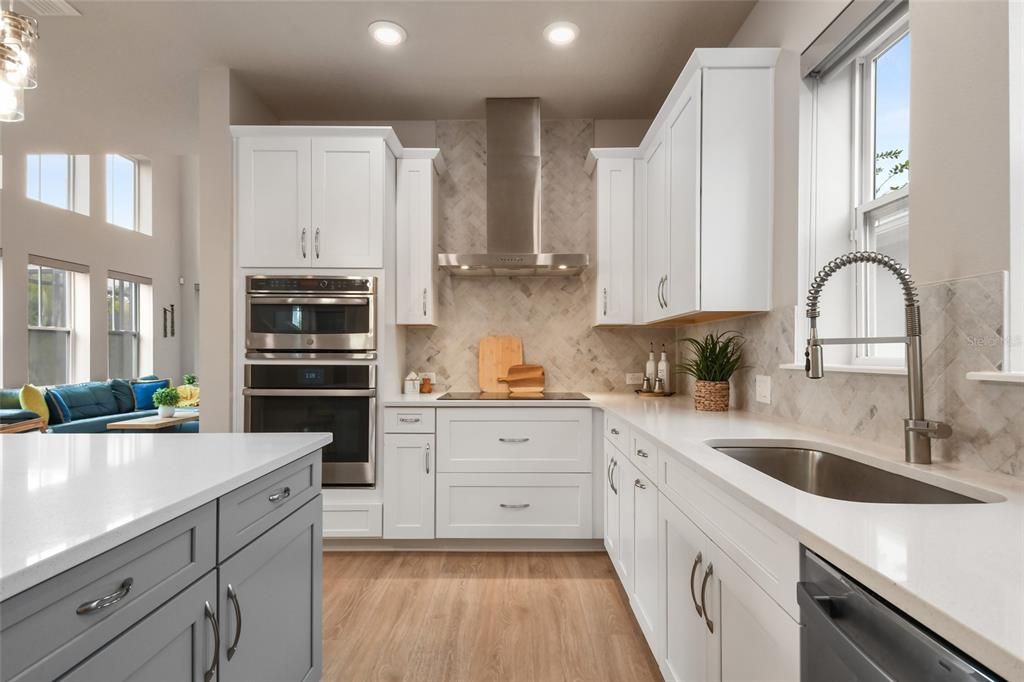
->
[369,20,407,46]
[544,21,578,46]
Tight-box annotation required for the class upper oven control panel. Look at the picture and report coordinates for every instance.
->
[246,275,376,295]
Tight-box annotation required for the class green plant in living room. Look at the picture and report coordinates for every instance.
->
[152,386,180,418]
[677,331,746,412]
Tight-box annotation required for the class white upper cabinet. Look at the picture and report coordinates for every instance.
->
[311,137,384,268]
[586,48,779,325]
[234,127,395,269]
[236,137,311,269]
[396,153,442,325]
[591,154,635,325]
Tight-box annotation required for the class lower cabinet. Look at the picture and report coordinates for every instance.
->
[217,496,322,682]
[61,572,218,682]
[631,468,661,658]
[603,438,621,564]
[382,434,436,539]
[616,457,637,594]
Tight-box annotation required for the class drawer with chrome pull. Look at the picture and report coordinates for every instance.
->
[630,431,660,483]
[0,503,216,682]
[383,407,436,434]
[435,473,593,538]
[436,407,592,473]
[218,451,321,560]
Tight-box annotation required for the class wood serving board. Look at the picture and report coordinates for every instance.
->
[478,336,524,393]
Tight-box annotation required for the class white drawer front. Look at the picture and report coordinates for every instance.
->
[659,453,799,618]
[436,473,593,538]
[437,408,592,473]
[630,431,660,482]
[322,503,383,538]
[604,412,629,453]
[384,407,436,433]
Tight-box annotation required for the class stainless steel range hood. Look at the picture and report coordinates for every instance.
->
[438,98,589,276]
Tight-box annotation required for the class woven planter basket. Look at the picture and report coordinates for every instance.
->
[694,380,730,412]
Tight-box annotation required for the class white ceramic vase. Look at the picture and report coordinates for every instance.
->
[158,405,176,418]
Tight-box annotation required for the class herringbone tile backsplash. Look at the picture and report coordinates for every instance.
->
[676,272,1024,477]
[405,119,674,393]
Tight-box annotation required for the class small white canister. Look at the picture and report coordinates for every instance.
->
[403,372,421,395]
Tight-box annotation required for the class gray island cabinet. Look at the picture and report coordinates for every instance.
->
[0,444,324,682]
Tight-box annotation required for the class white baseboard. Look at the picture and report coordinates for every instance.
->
[323,538,605,553]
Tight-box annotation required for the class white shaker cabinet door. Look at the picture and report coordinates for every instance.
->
[382,434,436,539]
[603,438,621,566]
[631,469,662,659]
[665,70,702,318]
[396,157,439,325]
[237,136,311,268]
[642,131,670,323]
[594,156,635,325]
[311,137,384,268]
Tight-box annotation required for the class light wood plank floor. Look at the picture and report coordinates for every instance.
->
[322,551,662,682]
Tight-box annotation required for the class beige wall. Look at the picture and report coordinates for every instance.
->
[729,0,1014,305]
[197,68,277,432]
[909,0,1011,283]
[1,139,187,388]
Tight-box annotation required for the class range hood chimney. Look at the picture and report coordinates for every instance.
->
[438,98,589,276]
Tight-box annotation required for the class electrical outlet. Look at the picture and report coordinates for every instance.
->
[420,372,437,384]
[755,375,771,404]
[626,373,644,385]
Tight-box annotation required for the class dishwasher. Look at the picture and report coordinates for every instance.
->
[798,548,1001,681]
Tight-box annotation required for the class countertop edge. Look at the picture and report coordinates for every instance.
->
[0,434,332,602]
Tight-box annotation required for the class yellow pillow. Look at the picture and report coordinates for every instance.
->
[175,385,200,407]
[19,384,49,426]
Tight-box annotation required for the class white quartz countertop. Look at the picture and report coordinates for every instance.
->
[587,392,1024,680]
[0,432,332,601]
[382,393,593,407]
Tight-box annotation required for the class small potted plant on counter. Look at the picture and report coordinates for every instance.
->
[183,373,198,386]
[152,386,180,418]
[677,331,746,412]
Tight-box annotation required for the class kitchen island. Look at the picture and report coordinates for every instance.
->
[0,431,331,682]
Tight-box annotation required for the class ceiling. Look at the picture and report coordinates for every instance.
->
[15,1,755,148]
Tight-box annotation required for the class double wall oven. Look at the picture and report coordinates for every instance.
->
[243,276,377,487]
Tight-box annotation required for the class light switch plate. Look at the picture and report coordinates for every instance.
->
[626,373,644,385]
[755,375,771,404]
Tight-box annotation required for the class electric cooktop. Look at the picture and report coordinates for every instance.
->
[437,392,590,401]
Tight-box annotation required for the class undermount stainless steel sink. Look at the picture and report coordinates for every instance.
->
[714,447,984,504]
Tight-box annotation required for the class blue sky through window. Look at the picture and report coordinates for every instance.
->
[26,154,71,209]
[873,32,910,197]
[106,154,136,229]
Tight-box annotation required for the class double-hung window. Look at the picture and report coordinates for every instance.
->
[27,262,74,385]
[107,276,140,379]
[802,1,910,368]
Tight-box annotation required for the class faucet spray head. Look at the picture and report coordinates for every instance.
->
[805,323,824,379]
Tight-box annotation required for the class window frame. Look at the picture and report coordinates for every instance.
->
[27,262,74,385]
[105,153,141,231]
[107,276,141,379]
[26,153,72,210]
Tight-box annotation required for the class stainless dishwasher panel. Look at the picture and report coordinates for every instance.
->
[798,548,1000,682]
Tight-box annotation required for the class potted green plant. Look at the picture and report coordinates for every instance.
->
[152,386,180,418]
[677,331,746,412]
[183,373,197,386]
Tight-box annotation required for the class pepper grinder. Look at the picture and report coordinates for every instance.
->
[654,376,665,394]
[641,375,653,392]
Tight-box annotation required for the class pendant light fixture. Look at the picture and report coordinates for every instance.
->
[0,0,38,122]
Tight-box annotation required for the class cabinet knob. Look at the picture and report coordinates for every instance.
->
[634,479,647,490]
[636,448,649,458]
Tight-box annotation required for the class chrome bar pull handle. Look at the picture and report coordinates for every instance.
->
[500,503,531,509]
[425,443,431,475]
[300,228,307,259]
[314,227,321,259]
[76,577,134,614]
[398,416,421,424]
[603,287,608,316]
[226,583,242,660]
[204,601,219,682]
[689,552,704,617]
[267,487,291,503]
[636,449,649,458]
[422,288,428,317]
[700,563,715,633]
[498,437,530,444]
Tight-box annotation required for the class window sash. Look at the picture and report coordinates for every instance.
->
[26,154,73,210]
[28,328,71,386]
[106,154,139,230]
[854,188,909,363]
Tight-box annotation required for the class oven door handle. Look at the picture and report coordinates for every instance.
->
[247,296,370,306]
[242,389,377,397]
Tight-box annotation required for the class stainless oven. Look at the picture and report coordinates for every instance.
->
[243,364,376,487]
[245,276,376,357]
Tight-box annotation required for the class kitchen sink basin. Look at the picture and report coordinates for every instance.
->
[713,446,984,504]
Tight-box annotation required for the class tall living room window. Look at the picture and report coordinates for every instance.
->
[801,0,910,369]
[27,261,74,385]
[107,276,140,379]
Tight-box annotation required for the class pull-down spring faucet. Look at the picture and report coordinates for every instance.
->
[805,251,951,464]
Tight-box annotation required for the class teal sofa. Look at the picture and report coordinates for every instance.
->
[1,379,199,433]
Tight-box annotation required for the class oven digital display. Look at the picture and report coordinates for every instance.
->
[299,368,325,385]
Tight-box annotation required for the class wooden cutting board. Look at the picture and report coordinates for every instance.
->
[478,336,524,393]
[498,364,546,395]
